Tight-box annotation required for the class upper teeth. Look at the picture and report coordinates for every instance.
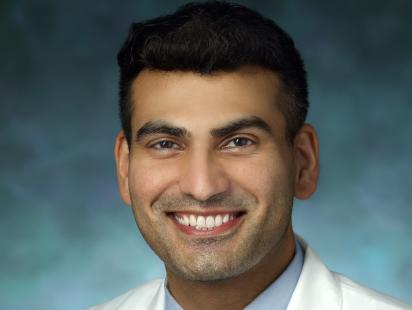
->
[175,213,235,230]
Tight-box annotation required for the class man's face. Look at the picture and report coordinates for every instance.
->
[117,67,302,281]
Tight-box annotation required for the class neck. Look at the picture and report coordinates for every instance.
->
[166,225,296,310]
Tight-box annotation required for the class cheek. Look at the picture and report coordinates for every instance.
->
[128,159,178,208]
[237,158,294,236]
[227,155,293,201]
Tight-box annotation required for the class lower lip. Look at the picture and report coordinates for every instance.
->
[169,214,245,236]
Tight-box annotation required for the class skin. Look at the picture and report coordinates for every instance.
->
[114,66,319,309]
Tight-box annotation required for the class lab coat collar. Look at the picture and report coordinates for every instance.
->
[287,235,342,310]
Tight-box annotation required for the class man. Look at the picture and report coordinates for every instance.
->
[89,1,411,309]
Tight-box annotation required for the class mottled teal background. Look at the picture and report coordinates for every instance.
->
[1,0,411,309]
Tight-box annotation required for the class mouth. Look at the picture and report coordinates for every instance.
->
[166,211,246,236]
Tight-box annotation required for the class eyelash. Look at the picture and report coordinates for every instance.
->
[221,137,255,149]
[149,136,255,151]
[151,140,181,150]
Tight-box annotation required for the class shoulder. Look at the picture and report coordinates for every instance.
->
[334,273,412,310]
[289,236,412,310]
[86,278,165,310]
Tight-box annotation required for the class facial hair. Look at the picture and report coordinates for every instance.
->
[132,191,292,281]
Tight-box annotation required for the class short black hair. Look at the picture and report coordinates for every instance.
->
[117,1,308,146]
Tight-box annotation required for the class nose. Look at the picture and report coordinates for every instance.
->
[178,150,230,202]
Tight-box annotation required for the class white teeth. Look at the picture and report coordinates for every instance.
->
[175,213,240,230]
[189,214,197,226]
[215,215,222,227]
[175,215,184,224]
[196,216,206,228]
[206,216,214,228]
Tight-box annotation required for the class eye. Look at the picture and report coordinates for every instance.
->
[222,137,255,149]
[151,140,180,150]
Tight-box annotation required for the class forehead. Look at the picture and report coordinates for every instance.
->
[129,66,286,132]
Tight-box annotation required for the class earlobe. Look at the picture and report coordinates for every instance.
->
[293,124,320,200]
[114,131,132,206]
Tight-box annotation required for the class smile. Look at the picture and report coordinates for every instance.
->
[168,211,246,236]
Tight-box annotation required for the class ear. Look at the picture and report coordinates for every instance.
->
[293,124,320,200]
[114,131,132,206]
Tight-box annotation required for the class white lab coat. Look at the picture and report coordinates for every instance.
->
[88,238,411,310]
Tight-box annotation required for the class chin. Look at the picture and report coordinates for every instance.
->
[166,249,264,282]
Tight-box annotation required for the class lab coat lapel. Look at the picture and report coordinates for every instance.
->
[145,278,165,310]
[287,237,342,310]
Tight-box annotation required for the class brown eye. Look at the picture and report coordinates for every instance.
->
[233,138,251,146]
[152,140,179,150]
[223,137,254,149]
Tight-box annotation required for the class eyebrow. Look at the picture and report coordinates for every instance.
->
[135,116,272,142]
[136,121,190,142]
[210,116,272,137]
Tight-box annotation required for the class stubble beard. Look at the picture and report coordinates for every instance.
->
[133,192,293,282]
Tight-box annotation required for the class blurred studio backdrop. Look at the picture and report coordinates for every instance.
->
[1,0,411,309]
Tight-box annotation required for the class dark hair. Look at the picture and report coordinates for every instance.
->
[117,1,308,146]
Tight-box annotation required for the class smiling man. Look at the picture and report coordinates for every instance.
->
[89,1,411,310]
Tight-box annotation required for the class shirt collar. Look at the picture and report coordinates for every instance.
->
[165,237,304,310]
